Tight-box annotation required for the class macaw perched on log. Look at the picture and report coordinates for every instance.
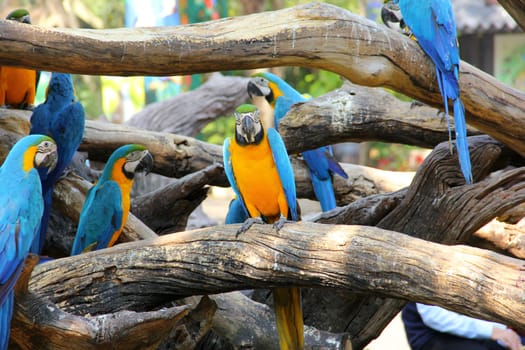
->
[383,0,473,184]
[223,104,303,350]
[0,9,39,109]
[71,144,153,255]
[247,72,348,212]
[0,134,57,349]
[29,73,85,254]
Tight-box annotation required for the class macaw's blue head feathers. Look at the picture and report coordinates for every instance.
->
[3,135,57,173]
[6,8,31,23]
[45,73,75,104]
[234,104,264,146]
[101,144,154,181]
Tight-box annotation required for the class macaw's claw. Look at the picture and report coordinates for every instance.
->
[236,217,265,237]
[273,217,292,233]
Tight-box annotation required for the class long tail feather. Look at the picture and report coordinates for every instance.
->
[453,98,472,184]
[273,287,304,350]
[0,290,14,350]
[310,175,337,212]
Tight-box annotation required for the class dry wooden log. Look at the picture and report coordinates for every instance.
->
[81,119,227,185]
[11,255,191,350]
[473,219,525,259]
[498,0,525,31]
[23,221,525,343]
[126,73,250,136]
[307,135,525,348]
[0,3,523,156]
[279,81,481,152]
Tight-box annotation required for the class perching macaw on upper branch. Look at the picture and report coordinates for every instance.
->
[71,144,153,255]
[223,104,302,350]
[0,9,40,109]
[247,72,348,212]
[382,0,473,184]
[0,134,57,350]
[29,73,85,254]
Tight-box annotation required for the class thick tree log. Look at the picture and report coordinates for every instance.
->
[0,3,523,156]
[310,135,525,348]
[473,219,525,258]
[279,81,481,152]
[126,73,250,136]
[81,120,227,185]
[24,222,525,340]
[11,255,191,350]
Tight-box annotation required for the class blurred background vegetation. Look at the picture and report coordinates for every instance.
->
[0,0,427,170]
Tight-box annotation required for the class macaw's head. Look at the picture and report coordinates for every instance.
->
[6,8,31,24]
[247,75,274,105]
[45,73,75,104]
[8,134,58,174]
[105,144,154,181]
[234,104,264,146]
[381,1,405,31]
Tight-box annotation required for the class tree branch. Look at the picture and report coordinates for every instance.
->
[25,221,525,335]
[0,3,523,156]
[497,0,525,31]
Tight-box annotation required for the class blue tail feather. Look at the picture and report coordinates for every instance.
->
[453,98,472,184]
[0,290,14,350]
[310,174,337,212]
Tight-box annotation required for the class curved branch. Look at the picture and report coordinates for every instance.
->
[27,221,525,335]
[280,81,481,152]
[0,3,523,156]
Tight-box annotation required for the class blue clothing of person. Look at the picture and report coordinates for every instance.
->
[402,302,517,350]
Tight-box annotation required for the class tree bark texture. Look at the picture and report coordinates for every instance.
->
[25,221,525,338]
[0,3,523,156]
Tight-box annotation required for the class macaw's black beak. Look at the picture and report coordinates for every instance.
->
[247,81,263,98]
[240,114,257,143]
[137,151,154,175]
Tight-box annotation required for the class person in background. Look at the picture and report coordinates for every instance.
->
[402,302,523,350]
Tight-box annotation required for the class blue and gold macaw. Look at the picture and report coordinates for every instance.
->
[71,144,153,255]
[247,72,348,212]
[0,9,39,109]
[29,72,85,254]
[0,134,57,349]
[383,0,472,184]
[223,104,302,350]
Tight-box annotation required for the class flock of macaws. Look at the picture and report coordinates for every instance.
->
[0,0,472,348]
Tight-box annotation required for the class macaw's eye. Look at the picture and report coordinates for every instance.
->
[127,151,144,162]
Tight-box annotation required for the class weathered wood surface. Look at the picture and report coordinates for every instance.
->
[25,222,525,339]
[126,73,250,136]
[279,81,481,152]
[11,255,191,350]
[0,3,523,156]
[310,135,525,348]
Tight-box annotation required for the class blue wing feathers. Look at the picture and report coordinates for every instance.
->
[0,290,14,350]
[396,0,472,183]
[267,128,298,221]
[71,181,122,255]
